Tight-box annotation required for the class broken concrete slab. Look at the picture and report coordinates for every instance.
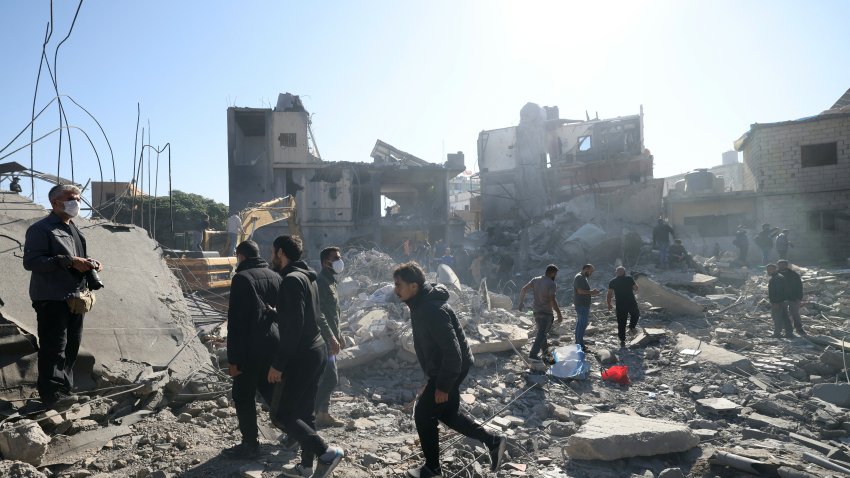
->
[40,424,133,466]
[628,328,667,348]
[0,460,47,478]
[811,383,850,408]
[746,412,797,431]
[676,334,757,374]
[0,419,50,465]
[663,272,718,288]
[696,397,742,415]
[468,324,528,354]
[635,276,705,316]
[563,413,699,461]
[337,336,396,370]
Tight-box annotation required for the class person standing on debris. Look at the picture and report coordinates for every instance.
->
[9,176,23,193]
[573,264,600,351]
[775,229,792,260]
[315,246,345,428]
[754,224,779,264]
[226,213,242,256]
[778,260,806,336]
[733,226,749,264]
[766,263,794,339]
[224,240,283,458]
[518,265,564,361]
[668,239,696,269]
[23,184,103,406]
[606,267,640,349]
[470,252,484,286]
[652,218,675,268]
[269,236,344,478]
[393,262,507,478]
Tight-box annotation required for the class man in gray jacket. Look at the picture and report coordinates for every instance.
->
[23,184,103,406]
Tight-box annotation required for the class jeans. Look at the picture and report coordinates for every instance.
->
[658,242,670,266]
[270,346,328,467]
[529,313,554,358]
[574,306,590,346]
[770,303,792,335]
[228,232,238,256]
[414,369,499,472]
[34,300,84,400]
[615,303,640,342]
[232,357,275,444]
[315,355,338,413]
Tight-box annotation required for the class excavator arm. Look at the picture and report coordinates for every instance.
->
[238,195,298,243]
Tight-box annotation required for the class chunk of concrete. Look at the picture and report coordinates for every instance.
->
[0,460,48,478]
[563,413,699,461]
[0,419,50,465]
[336,336,396,370]
[468,324,528,354]
[811,383,850,408]
[746,412,797,431]
[676,334,756,374]
[635,276,705,316]
[696,397,742,415]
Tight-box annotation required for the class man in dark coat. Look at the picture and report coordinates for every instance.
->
[767,264,793,338]
[269,236,343,478]
[394,262,507,478]
[224,240,283,458]
[778,260,806,336]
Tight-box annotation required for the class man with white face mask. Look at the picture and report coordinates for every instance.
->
[23,184,103,407]
[315,246,345,427]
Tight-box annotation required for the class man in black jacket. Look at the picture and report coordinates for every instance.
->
[767,264,793,338]
[394,262,507,478]
[269,236,344,478]
[778,260,806,336]
[224,240,283,458]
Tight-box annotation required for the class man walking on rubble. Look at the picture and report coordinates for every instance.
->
[775,229,792,260]
[394,262,507,478]
[755,224,779,264]
[767,263,794,339]
[24,184,103,407]
[315,246,345,428]
[778,260,806,336]
[573,264,600,352]
[518,264,564,362]
[606,266,640,349]
[269,236,344,478]
[652,218,675,268]
[224,240,282,458]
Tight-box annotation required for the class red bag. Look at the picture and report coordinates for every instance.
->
[601,365,630,385]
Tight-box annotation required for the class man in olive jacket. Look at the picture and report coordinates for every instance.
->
[315,246,345,427]
[394,262,506,478]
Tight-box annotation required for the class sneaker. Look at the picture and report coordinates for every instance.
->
[221,441,260,459]
[627,327,638,336]
[313,446,344,478]
[280,463,312,477]
[280,434,300,452]
[315,411,344,428]
[488,435,508,471]
[407,465,443,478]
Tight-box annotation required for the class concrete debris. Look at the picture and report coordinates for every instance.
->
[563,413,699,461]
[811,383,850,408]
[0,419,50,465]
[0,461,47,478]
[635,275,705,316]
[676,334,757,374]
[696,397,742,415]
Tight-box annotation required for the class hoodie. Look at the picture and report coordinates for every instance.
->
[273,260,325,372]
[226,257,282,366]
[405,283,473,392]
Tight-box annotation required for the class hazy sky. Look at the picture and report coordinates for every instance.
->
[1,0,848,208]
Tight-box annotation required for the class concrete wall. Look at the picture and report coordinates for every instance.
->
[271,111,311,165]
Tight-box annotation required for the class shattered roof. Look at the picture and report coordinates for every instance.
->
[370,139,429,166]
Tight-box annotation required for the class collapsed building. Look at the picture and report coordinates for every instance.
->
[227,93,465,255]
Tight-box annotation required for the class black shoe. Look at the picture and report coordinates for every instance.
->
[488,435,508,472]
[407,465,443,478]
[313,446,344,478]
[279,434,300,451]
[221,441,260,459]
[528,354,541,361]
[41,391,79,409]
[785,332,796,339]
[796,329,808,336]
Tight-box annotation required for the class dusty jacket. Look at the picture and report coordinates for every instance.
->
[778,268,803,301]
[23,213,88,301]
[273,260,325,371]
[316,267,342,344]
[226,257,283,367]
[768,273,788,304]
[405,283,473,392]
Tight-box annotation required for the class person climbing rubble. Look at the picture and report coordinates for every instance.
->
[393,262,507,478]
[573,264,600,352]
[778,259,806,336]
[518,264,563,362]
[766,263,794,339]
[652,218,675,268]
[668,239,697,270]
[315,246,345,428]
[606,266,640,349]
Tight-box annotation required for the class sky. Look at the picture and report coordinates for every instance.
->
[1,0,849,209]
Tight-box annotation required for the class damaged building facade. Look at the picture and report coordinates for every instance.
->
[477,103,662,231]
[227,93,465,254]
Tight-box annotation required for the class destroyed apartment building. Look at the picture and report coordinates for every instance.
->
[665,87,850,262]
[227,93,466,254]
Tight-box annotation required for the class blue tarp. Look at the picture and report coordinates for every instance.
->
[549,344,590,380]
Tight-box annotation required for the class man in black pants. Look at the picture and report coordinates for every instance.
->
[269,236,344,478]
[394,262,507,478]
[23,184,103,407]
[223,240,282,458]
[606,267,640,349]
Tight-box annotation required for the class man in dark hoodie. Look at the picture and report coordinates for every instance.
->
[224,240,282,458]
[269,235,344,478]
[767,263,793,339]
[778,260,806,336]
[394,262,507,478]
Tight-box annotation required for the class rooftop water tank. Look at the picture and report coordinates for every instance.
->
[684,169,714,193]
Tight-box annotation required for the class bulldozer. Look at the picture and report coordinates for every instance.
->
[165,196,298,292]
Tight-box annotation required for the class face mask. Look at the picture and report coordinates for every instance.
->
[63,200,80,218]
[331,259,344,274]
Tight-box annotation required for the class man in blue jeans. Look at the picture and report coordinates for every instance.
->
[573,264,600,352]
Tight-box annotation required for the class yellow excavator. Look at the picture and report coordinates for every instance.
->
[166,196,298,292]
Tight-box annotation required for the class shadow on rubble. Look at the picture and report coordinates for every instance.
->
[181,445,297,477]
[562,446,705,478]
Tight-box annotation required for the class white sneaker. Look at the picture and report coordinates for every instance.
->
[280,463,312,477]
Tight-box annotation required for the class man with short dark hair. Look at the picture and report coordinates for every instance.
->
[778,260,806,336]
[24,184,103,406]
[270,236,344,478]
[394,262,506,478]
[315,246,345,428]
[767,263,793,339]
[224,240,283,458]
[573,264,600,351]
[518,265,563,361]
[606,267,640,349]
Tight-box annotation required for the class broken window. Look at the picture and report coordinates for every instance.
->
[279,133,297,148]
[808,211,837,232]
[578,136,592,152]
[801,142,837,168]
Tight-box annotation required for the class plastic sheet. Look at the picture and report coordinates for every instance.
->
[549,345,590,380]
[601,365,630,385]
